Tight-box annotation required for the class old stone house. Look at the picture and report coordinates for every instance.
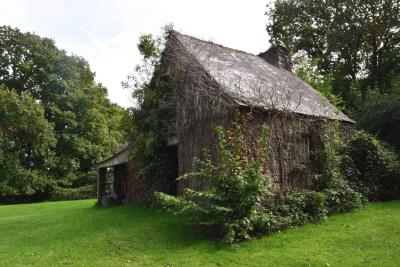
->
[97,31,353,205]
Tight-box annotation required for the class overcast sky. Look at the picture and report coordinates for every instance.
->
[1,0,273,108]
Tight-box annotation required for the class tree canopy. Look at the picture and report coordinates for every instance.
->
[0,26,127,202]
[267,0,400,108]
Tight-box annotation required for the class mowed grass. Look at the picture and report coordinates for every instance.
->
[1,200,399,267]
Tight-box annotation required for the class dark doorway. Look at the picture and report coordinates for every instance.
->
[166,144,179,196]
[113,163,131,203]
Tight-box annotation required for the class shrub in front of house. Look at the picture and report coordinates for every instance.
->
[156,124,271,244]
[342,131,400,201]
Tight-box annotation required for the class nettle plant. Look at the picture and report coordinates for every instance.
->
[155,123,272,244]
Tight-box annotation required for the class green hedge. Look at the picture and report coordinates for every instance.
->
[50,185,96,201]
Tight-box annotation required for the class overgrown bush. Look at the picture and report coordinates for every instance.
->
[316,124,363,213]
[125,28,177,202]
[342,131,400,201]
[271,124,362,229]
[275,191,327,226]
[156,123,271,244]
[323,177,363,213]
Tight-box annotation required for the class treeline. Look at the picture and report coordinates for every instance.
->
[0,26,127,203]
[267,0,400,153]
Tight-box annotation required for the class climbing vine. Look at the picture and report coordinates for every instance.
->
[124,26,176,201]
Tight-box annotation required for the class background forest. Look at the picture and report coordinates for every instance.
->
[0,26,127,203]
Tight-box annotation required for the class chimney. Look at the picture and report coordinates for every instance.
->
[258,45,293,72]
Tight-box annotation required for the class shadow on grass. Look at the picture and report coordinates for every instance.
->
[80,203,224,251]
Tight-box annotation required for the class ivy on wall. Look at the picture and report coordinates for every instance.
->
[124,27,177,201]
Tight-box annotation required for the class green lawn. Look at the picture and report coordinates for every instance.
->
[1,200,399,267]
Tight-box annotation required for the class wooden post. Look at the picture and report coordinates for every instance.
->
[97,167,107,205]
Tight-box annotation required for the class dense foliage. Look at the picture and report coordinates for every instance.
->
[342,131,400,201]
[267,0,400,108]
[355,89,400,153]
[316,125,363,213]
[0,87,56,201]
[123,27,177,201]
[0,26,127,202]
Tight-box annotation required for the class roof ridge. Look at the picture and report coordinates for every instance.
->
[172,30,259,58]
[172,30,298,76]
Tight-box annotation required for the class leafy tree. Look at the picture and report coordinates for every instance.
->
[267,0,400,109]
[294,52,344,110]
[0,26,127,201]
[354,76,400,152]
[0,86,56,201]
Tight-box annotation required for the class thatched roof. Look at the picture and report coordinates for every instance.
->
[172,31,353,123]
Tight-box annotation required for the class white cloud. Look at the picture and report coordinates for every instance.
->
[0,0,273,108]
